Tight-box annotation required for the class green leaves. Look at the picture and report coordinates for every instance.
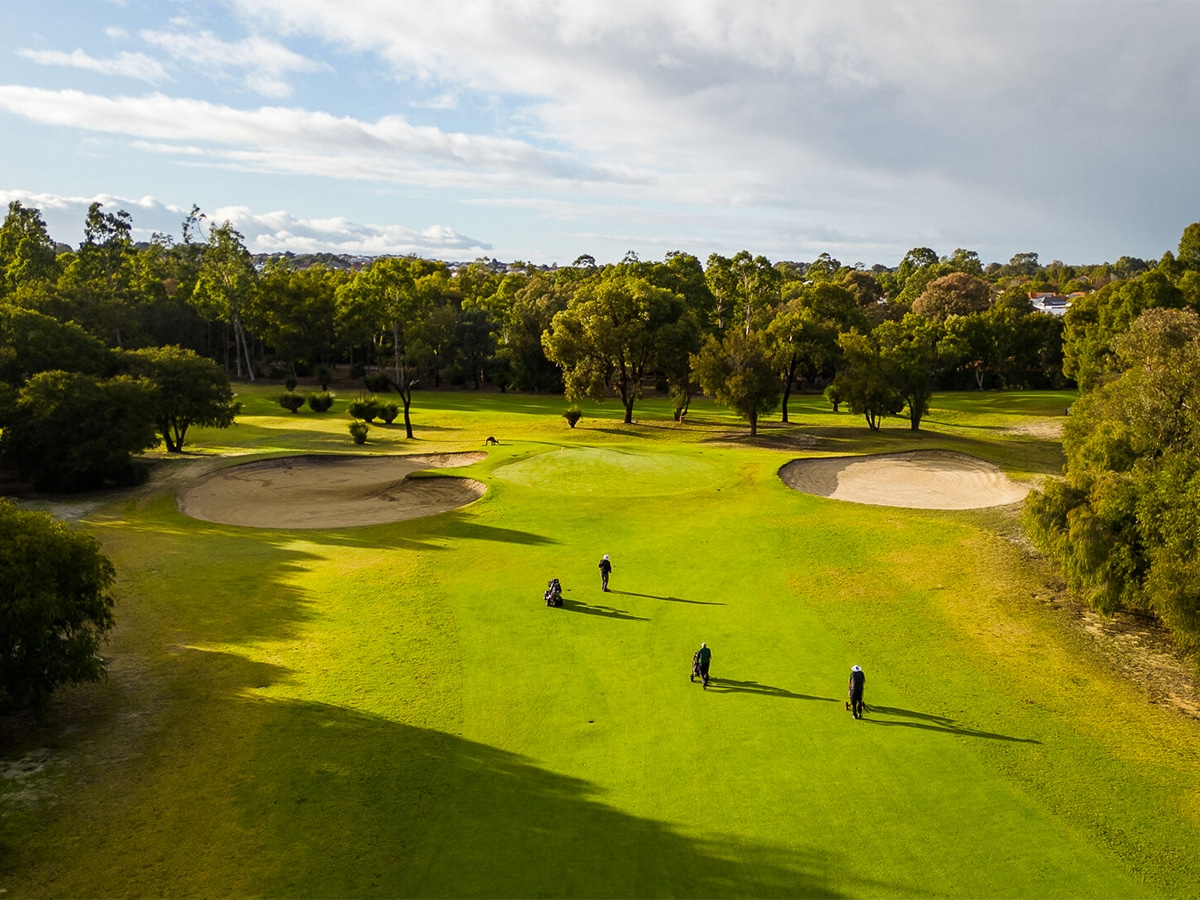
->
[0,498,116,716]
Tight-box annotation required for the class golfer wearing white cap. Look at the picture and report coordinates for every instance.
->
[848,665,866,718]
[598,554,612,592]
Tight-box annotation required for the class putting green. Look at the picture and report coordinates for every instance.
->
[494,445,722,495]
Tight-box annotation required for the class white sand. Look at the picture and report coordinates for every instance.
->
[177,452,486,529]
[778,450,1030,509]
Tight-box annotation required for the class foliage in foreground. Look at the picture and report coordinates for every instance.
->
[0,498,116,716]
[1024,307,1200,654]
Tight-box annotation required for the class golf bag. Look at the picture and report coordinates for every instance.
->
[691,651,701,682]
[544,578,563,607]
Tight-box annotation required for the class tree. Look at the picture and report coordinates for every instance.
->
[0,201,60,295]
[0,499,116,717]
[336,257,428,438]
[0,306,113,386]
[705,252,779,335]
[193,222,258,381]
[833,330,903,431]
[257,262,346,372]
[691,330,781,436]
[912,272,992,322]
[766,296,837,423]
[542,268,686,423]
[875,314,963,430]
[124,346,240,452]
[0,370,158,490]
[1024,307,1200,654]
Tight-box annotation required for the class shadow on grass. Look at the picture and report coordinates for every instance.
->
[561,596,649,621]
[5,647,896,897]
[608,590,725,606]
[862,706,1041,744]
[704,677,840,702]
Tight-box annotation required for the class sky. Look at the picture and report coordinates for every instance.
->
[0,0,1197,269]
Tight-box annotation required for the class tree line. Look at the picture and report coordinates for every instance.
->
[5,199,1200,715]
[1,201,1099,441]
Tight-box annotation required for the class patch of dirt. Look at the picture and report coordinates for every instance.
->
[1003,420,1065,440]
[176,452,487,529]
[779,450,1030,509]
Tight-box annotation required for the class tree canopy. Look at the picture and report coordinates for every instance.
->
[0,499,116,717]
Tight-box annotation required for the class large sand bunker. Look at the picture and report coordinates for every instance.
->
[779,450,1030,510]
[178,452,486,529]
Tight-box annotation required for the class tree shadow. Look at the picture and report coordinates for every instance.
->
[704,677,840,702]
[608,590,725,606]
[3,648,903,897]
[560,597,649,621]
[861,706,1041,744]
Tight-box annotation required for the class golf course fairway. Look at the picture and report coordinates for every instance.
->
[2,388,1198,898]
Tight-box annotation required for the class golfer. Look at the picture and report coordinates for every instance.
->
[695,642,712,689]
[848,665,865,719]
[598,554,612,592]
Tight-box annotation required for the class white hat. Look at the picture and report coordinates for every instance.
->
[603,554,610,560]
[852,665,861,672]
[701,642,707,648]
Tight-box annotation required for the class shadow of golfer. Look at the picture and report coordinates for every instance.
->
[561,598,648,621]
[860,706,1041,744]
[704,677,839,702]
[609,590,725,606]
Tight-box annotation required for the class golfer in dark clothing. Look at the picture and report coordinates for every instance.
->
[695,642,712,689]
[598,554,612,591]
[848,665,865,718]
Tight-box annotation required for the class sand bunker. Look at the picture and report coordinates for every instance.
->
[779,450,1030,510]
[178,452,486,529]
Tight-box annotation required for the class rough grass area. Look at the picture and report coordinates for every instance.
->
[3,387,1199,897]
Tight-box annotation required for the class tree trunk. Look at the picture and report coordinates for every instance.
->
[402,388,414,439]
[749,409,758,436]
[233,313,255,382]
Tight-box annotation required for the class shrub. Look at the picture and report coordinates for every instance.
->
[823,383,842,412]
[379,401,399,424]
[307,392,334,413]
[0,371,158,492]
[363,372,391,393]
[563,405,583,428]
[0,499,116,717]
[314,364,334,390]
[284,375,298,391]
[278,391,305,414]
[348,421,369,444]
[347,397,381,422]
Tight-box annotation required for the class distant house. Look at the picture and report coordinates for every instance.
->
[1028,291,1071,316]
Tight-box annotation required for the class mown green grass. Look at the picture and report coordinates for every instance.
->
[3,386,1199,897]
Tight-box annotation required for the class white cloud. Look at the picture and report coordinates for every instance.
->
[16,48,169,83]
[215,208,491,256]
[0,86,616,188]
[139,28,330,97]
[0,189,489,258]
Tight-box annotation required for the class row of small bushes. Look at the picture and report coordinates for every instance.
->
[347,397,399,423]
[278,391,336,413]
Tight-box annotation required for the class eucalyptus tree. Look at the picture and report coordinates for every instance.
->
[0,201,60,296]
[833,330,903,431]
[336,257,428,438]
[542,266,687,423]
[1024,307,1200,655]
[690,329,781,436]
[193,222,258,380]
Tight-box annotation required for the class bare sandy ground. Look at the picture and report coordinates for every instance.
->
[779,450,1030,509]
[177,452,487,529]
